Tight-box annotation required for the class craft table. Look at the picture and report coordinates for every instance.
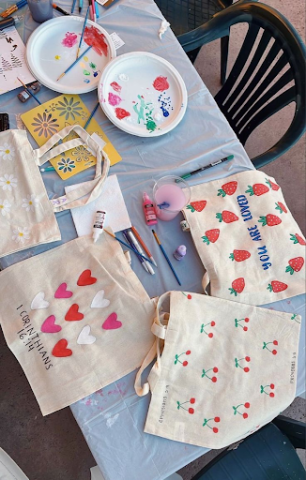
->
[1,0,305,479]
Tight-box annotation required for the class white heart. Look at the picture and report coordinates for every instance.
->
[77,325,96,345]
[31,291,50,310]
[91,290,110,309]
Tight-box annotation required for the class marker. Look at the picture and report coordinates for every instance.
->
[176,155,235,182]
[122,231,149,273]
[103,229,154,264]
[52,3,70,15]
[79,0,83,13]
[56,45,92,81]
[131,226,157,267]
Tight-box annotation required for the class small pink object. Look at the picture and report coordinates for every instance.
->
[142,192,157,226]
[41,315,62,333]
[54,283,73,298]
[102,312,122,330]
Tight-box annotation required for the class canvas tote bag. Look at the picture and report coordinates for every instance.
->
[135,291,301,449]
[0,233,156,416]
[0,125,110,258]
[182,170,306,305]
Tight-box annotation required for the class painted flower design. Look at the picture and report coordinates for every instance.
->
[12,226,30,243]
[56,96,83,121]
[0,143,15,161]
[22,194,39,212]
[31,112,59,138]
[71,145,90,163]
[57,158,76,173]
[0,174,18,191]
[0,198,11,216]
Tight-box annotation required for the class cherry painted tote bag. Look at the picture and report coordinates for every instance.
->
[135,291,301,449]
[182,171,306,305]
[0,233,155,416]
[0,125,109,258]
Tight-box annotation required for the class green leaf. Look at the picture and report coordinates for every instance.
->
[216,213,223,222]
[258,216,267,226]
[285,266,294,275]
[229,288,237,296]
[217,189,226,197]
[201,236,210,245]
[267,284,272,292]
[229,253,234,261]
[245,186,254,196]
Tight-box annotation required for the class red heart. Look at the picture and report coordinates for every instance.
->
[77,269,97,286]
[52,339,72,357]
[65,304,84,321]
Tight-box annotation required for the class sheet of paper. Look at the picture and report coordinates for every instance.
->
[21,94,122,179]
[65,174,131,234]
[110,32,125,50]
[0,24,35,95]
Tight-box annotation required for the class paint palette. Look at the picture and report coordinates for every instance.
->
[98,52,188,137]
[25,16,116,94]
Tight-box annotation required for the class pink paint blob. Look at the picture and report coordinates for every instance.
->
[84,26,108,56]
[153,76,169,91]
[108,92,122,106]
[110,81,121,92]
[62,32,78,48]
[115,108,131,120]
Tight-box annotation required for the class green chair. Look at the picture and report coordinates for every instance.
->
[190,415,306,480]
[154,0,252,84]
[178,2,306,168]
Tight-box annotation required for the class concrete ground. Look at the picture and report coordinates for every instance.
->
[0,0,305,479]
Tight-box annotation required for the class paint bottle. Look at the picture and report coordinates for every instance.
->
[173,245,187,261]
[27,0,53,23]
[180,220,190,232]
[93,210,106,243]
[143,192,157,226]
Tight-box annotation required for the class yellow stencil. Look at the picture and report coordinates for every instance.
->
[21,94,122,179]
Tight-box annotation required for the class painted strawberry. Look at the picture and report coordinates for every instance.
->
[265,178,280,191]
[229,250,251,262]
[258,214,282,227]
[202,229,220,245]
[286,257,304,275]
[229,278,245,296]
[217,181,238,197]
[186,201,207,213]
[245,184,269,196]
[216,210,239,223]
[275,202,287,214]
[267,281,288,293]
[290,233,306,246]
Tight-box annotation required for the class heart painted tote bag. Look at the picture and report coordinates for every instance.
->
[0,125,109,258]
[135,291,301,449]
[0,234,155,416]
[182,171,306,305]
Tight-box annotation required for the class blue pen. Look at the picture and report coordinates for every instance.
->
[76,5,90,58]
[79,0,83,13]
[122,231,149,273]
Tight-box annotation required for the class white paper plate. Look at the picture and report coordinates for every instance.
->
[26,16,116,94]
[98,52,188,137]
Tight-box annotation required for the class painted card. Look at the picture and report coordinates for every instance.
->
[21,94,121,179]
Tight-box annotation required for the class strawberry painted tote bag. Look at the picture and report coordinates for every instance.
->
[0,234,155,416]
[0,125,109,258]
[135,291,301,449]
[182,171,306,305]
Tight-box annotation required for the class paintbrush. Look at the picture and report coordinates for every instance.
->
[104,229,154,265]
[56,45,92,81]
[76,5,90,58]
[152,229,181,285]
[0,0,27,18]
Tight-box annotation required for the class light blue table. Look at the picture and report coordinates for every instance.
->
[1,1,305,479]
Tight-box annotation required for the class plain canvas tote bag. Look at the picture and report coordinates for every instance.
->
[182,170,306,305]
[0,125,109,258]
[135,291,301,449]
[0,233,156,416]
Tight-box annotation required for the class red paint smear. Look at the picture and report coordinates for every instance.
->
[153,76,169,91]
[62,32,78,48]
[108,92,122,106]
[115,108,130,120]
[84,26,108,56]
[110,81,121,93]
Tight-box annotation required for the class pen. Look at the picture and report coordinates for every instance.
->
[71,0,77,13]
[56,45,92,81]
[122,231,149,273]
[131,226,157,267]
[104,229,154,264]
[88,0,94,20]
[52,3,70,15]
[126,229,155,275]
[176,155,235,182]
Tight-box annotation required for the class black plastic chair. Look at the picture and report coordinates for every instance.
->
[155,0,252,84]
[190,416,306,480]
[178,2,306,168]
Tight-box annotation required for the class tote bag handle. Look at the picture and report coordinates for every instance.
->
[34,125,110,212]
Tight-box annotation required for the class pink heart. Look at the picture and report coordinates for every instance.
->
[41,315,62,333]
[55,283,73,299]
[102,312,122,330]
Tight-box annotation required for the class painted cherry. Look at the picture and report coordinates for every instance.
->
[213,427,218,433]
[212,376,217,383]
[208,333,214,338]
[190,398,196,404]
[272,350,277,355]
[244,367,250,373]
[211,321,216,327]
[186,350,191,355]
[187,294,192,299]
[214,417,220,423]
[188,408,194,414]
[245,318,249,323]
[243,326,248,331]
[245,403,250,408]
[243,413,248,419]
[213,367,218,373]
[273,340,278,345]
[183,361,188,366]
[245,356,251,362]
[270,384,275,389]
[269,393,275,398]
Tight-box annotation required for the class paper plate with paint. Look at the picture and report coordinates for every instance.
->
[26,16,116,94]
[98,52,188,137]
